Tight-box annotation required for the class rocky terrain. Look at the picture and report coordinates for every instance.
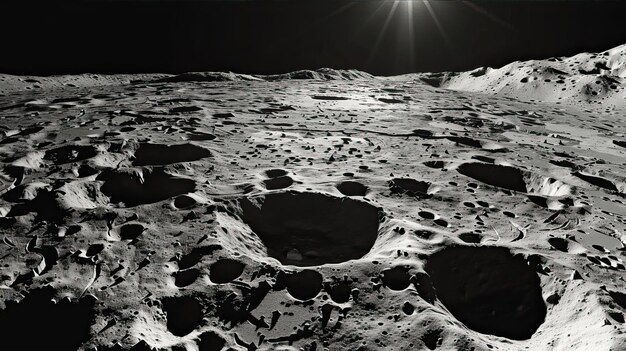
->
[0,46,625,351]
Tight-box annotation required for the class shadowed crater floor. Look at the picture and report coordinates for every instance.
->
[132,143,211,166]
[457,163,527,193]
[0,286,96,351]
[97,168,196,207]
[336,180,369,196]
[162,296,204,337]
[238,191,382,266]
[424,246,546,340]
[44,145,97,165]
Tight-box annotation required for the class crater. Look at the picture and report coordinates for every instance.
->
[573,171,619,192]
[312,95,349,100]
[327,282,352,303]
[548,237,571,252]
[97,168,196,207]
[162,296,204,337]
[174,268,200,288]
[382,266,411,291]
[44,145,97,165]
[132,143,211,166]
[389,178,431,196]
[209,259,245,284]
[263,176,294,190]
[174,195,197,209]
[119,223,145,240]
[459,163,572,197]
[285,269,323,301]
[197,331,226,351]
[238,191,382,266]
[457,163,527,192]
[425,246,546,340]
[188,132,217,141]
[336,181,369,196]
[458,232,482,243]
[0,286,96,351]
[609,291,626,310]
[265,169,288,178]
[177,245,222,270]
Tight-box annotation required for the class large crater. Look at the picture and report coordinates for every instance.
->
[238,191,382,266]
[424,246,546,340]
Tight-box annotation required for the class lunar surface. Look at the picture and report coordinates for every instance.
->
[1,45,626,351]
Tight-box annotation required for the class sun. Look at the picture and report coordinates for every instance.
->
[322,0,510,72]
[366,0,449,70]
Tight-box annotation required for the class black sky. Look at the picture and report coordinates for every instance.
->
[1,0,626,76]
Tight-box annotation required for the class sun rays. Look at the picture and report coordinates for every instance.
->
[320,0,514,72]
[362,0,452,70]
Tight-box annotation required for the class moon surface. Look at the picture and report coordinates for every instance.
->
[0,46,626,351]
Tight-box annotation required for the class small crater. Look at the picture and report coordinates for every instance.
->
[86,243,105,256]
[457,163,527,192]
[424,160,445,169]
[174,195,197,209]
[425,246,546,340]
[162,296,204,337]
[44,145,97,165]
[286,269,323,300]
[238,191,382,266]
[550,159,576,169]
[265,169,288,178]
[76,164,99,177]
[422,329,443,350]
[98,169,196,207]
[336,181,369,196]
[188,132,216,141]
[178,245,222,270]
[119,223,145,240]
[418,211,436,219]
[389,178,431,196]
[573,171,619,192]
[174,268,200,288]
[263,176,294,190]
[198,331,226,351]
[458,232,482,243]
[609,291,626,310]
[548,237,570,252]
[382,266,411,291]
[328,282,352,303]
[379,97,404,104]
[170,106,203,113]
[312,95,349,100]
[132,143,211,166]
[402,301,415,315]
[434,218,448,227]
[209,259,245,284]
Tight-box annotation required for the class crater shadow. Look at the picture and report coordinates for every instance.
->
[44,145,97,165]
[132,143,211,166]
[425,246,546,340]
[238,191,382,266]
[457,163,527,193]
[0,286,96,351]
[97,168,196,207]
